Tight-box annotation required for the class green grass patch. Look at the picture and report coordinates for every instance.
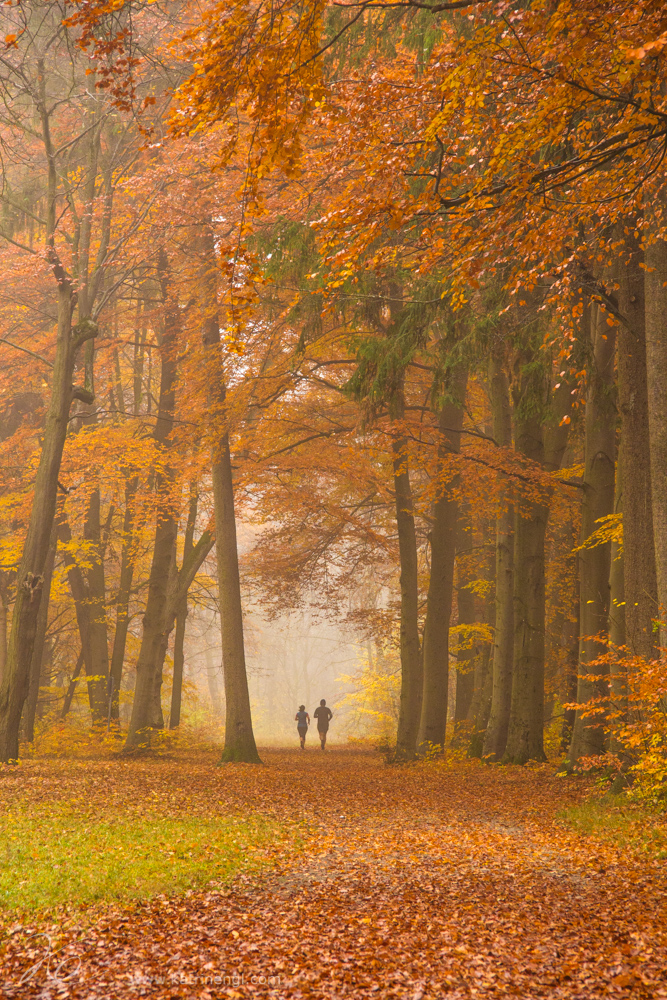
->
[559,796,667,858]
[0,806,288,914]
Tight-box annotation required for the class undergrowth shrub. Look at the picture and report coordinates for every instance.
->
[21,715,225,760]
[573,646,667,805]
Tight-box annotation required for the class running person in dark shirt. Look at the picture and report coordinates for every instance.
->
[313,699,333,750]
[295,705,310,750]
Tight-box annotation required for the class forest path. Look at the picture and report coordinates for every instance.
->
[3,747,667,999]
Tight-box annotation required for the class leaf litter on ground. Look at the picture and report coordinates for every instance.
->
[1,747,666,998]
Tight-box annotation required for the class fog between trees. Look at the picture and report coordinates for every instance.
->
[1,2,667,784]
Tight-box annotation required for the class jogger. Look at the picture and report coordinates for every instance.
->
[295,705,310,749]
[313,699,333,750]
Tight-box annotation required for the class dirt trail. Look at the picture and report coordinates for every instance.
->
[2,748,666,998]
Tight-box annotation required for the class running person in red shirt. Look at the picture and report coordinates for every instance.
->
[295,705,310,750]
[313,699,333,750]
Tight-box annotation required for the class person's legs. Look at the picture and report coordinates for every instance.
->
[298,726,307,749]
[319,728,327,749]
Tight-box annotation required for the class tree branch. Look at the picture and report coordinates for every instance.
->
[0,337,53,368]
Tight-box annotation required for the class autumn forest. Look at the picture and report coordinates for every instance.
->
[2,2,667,997]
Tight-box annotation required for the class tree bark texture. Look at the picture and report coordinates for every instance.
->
[570,306,616,764]
[615,227,658,658]
[418,367,467,750]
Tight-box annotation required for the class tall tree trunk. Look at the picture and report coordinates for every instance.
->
[169,600,188,728]
[148,523,215,732]
[72,309,111,717]
[392,398,422,762]
[108,306,148,720]
[201,231,260,763]
[150,643,169,730]
[82,485,111,721]
[569,305,616,764]
[124,254,179,750]
[609,440,626,753]
[454,520,476,732]
[484,353,514,759]
[206,645,224,717]
[61,649,84,720]
[615,227,658,657]
[643,229,667,647]
[504,357,549,764]
[211,431,259,762]
[125,516,176,747]
[0,275,94,761]
[560,583,580,752]
[553,477,581,753]
[505,496,549,764]
[137,522,213,741]
[169,490,198,729]
[23,532,57,742]
[146,550,176,734]
[469,539,495,757]
[108,475,138,720]
[0,579,8,686]
[469,644,493,756]
[418,367,467,750]
[504,321,574,764]
[57,513,107,721]
[103,292,144,721]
